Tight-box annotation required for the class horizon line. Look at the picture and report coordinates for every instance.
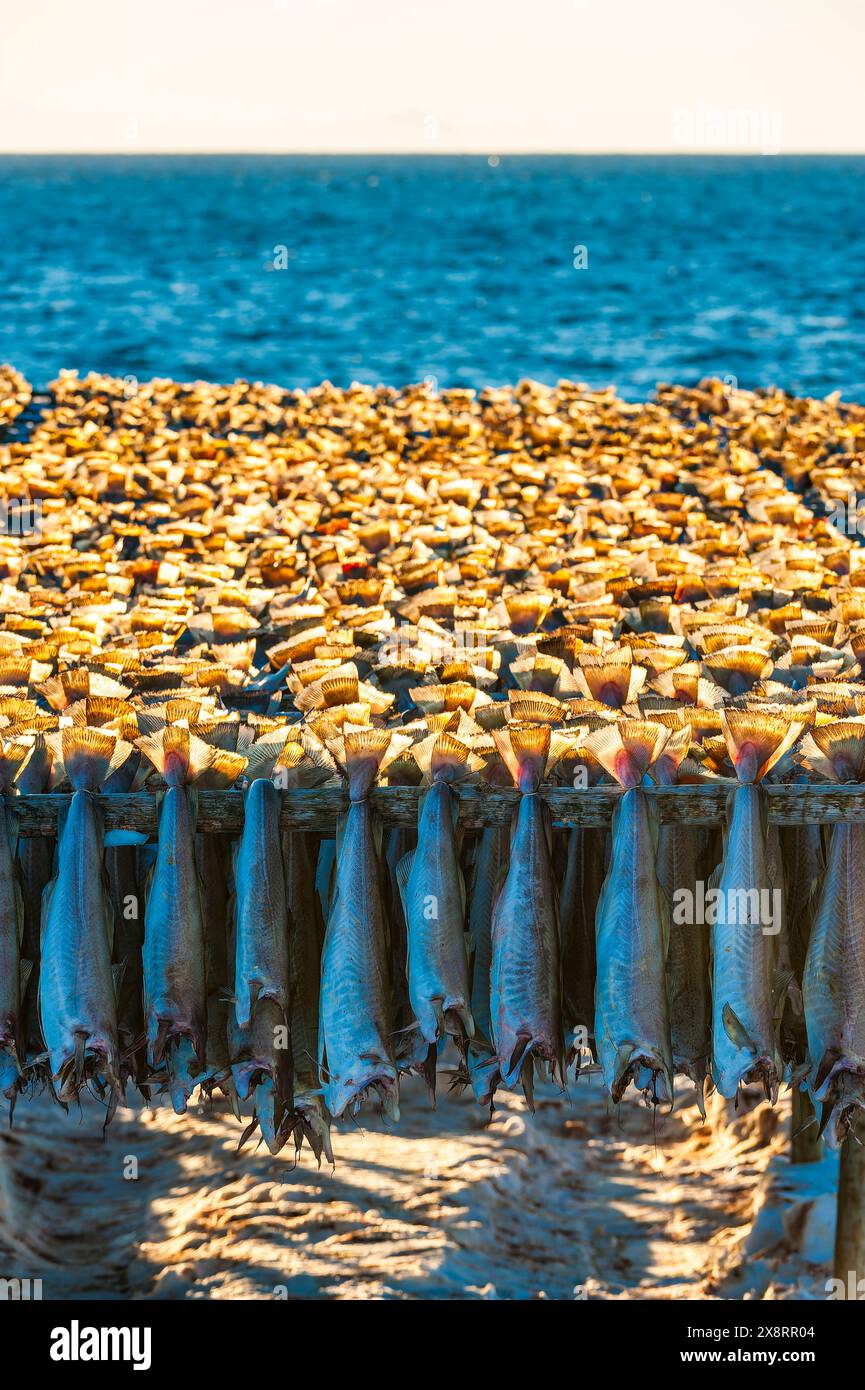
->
[1,148,864,158]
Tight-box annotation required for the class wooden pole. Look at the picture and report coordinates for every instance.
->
[6,780,865,835]
[791,1090,822,1164]
[834,1117,865,1285]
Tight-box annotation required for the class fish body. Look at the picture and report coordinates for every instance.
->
[233,778,291,1028]
[803,821,865,1148]
[398,780,473,1047]
[319,798,398,1118]
[143,786,207,1077]
[710,785,780,1100]
[595,788,673,1103]
[490,792,563,1096]
[39,790,120,1094]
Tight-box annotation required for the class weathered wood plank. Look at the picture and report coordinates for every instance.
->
[8,780,865,835]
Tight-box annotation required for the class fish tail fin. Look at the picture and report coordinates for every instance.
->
[810,719,865,782]
[0,741,30,792]
[413,730,476,784]
[720,708,807,784]
[327,728,409,800]
[575,650,641,707]
[651,726,693,785]
[60,728,118,791]
[703,645,773,695]
[584,719,669,789]
[493,723,550,791]
[136,727,215,788]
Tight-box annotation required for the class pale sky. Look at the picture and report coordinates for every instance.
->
[1,0,863,153]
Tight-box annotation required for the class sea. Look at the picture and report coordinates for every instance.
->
[1,154,863,399]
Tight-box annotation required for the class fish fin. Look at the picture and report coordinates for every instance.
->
[651,726,693,784]
[492,723,550,791]
[136,727,216,788]
[104,828,149,847]
[412,730,480,784]
[18,958,32,1000]
[243,733,289,783]
[327,727,412,800]
[583,719,669,789]
[722,1002,757,1054]
[813,1048,843,1096]
[395,849,415,917]
[520,1052,535,1112]
[0,742,31,792]
[278,734,337,789]
[506,1034,531,1081]
[575,650,635,706]
[720,707,808,784]
[817,1101,835,1140]
[194,750,247,789]
[704,645,773,694]
[60,727,117,791]
[810,719,865,782]
[612,1042,634,1093]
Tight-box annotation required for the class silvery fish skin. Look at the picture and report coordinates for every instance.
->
[658,823,711,1095]
[399,780,473,1046]
[0,802,23,1065]
[143,786,207,1070]
[710,785,780,1100]
[233,778,291,1028]
[284,829,332,1160]
[560,825,604,1061]
[319,800,398,1118]
[490,793,563,1092]
[39,792,120,1091]
[803,821,865,1148]
[595,789,673,1103]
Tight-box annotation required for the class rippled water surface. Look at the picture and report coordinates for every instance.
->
[1,154,863,396]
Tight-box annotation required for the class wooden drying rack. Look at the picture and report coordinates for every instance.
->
[8,780,865,834]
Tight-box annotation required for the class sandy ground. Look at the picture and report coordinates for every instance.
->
[0,1071,838,1301]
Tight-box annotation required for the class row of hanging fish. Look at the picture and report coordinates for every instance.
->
[0,368,864,1159]
[0,688,862,1159]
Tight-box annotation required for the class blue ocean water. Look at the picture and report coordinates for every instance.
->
[1,154,863,399]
